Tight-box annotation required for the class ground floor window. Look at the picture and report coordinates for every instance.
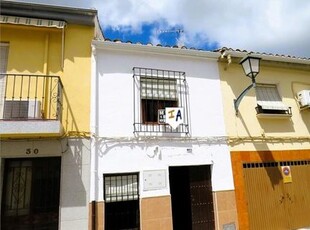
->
[104,173,140,230]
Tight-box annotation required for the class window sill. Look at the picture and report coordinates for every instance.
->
[134,123,189,134]
[256,113,292,119]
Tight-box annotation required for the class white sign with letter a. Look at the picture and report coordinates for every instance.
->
[165,107,184,129]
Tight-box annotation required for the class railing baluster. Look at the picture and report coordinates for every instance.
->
[42,76,46,119]
[10,75,17,118]
[34,75,39,119]
[3,73,9,118]
[1,74,62,121]
[49,76,52,119]
[27,75,31,101]
[19,75,24,118]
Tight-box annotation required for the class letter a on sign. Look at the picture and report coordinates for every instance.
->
[165,107,184,129]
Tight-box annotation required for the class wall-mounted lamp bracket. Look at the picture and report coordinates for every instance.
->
[234,56,261,116]
[234,81,255,115]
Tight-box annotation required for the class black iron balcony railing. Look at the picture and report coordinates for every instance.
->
[0,74,63,121]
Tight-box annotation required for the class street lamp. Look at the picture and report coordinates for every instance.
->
[234,56,261,115]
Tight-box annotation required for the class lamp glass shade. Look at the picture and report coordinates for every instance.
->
[240,56,261,77]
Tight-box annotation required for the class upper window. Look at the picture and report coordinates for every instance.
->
[133,67,189,134]
[255,84,291,117]
[141,77,178,123]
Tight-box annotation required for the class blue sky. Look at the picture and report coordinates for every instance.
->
[104,22,219,51]
[8,0,310,57]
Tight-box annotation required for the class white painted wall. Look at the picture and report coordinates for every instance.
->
[91,42,234,202]
[59,138,90,230]
[0,138,90,230]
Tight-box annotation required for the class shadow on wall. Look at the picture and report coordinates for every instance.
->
[61,88,81,134]
[60,138,89,207]
[95,137,196,158]
[301,110,310,133]
[237,113,283,187]
[258,119,295,133]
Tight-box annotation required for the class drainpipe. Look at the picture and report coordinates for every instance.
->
[90,44,98,230]
[92,200,96,230]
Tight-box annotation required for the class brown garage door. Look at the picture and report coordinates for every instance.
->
[243,160,310,230]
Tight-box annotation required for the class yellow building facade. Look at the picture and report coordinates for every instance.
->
[0,1,102,229]
[219,48,310,230]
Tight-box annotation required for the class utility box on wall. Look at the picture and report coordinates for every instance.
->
[143,170,167,191]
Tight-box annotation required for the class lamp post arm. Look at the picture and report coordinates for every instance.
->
[234,83,255,115]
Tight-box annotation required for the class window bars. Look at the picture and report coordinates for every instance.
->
[133,67,189,134]
[104,174,139,203]
[104,173,140,230]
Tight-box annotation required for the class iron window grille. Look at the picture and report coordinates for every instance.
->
[104,173,139,203]
[133,67,189,134]
[104,173,140,230]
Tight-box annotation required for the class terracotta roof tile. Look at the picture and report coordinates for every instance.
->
[102,38,310,61]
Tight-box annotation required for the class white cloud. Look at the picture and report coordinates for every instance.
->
[9,0,310,57]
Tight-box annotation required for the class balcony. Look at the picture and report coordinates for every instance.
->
[0,74,64,137]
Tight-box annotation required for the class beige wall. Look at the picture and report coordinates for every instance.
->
[141,196,173,230]
[219,59,310,151]
[90,194,237,230]
[213,190,238,230]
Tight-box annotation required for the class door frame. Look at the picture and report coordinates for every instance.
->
[169,165,215,230]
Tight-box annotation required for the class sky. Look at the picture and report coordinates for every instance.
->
[8,0,310,58]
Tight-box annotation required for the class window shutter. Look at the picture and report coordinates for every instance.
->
[256,84,289,110]
[140,78,177,100]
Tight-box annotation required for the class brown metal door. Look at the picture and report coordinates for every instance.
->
[189,165,215,230]
[243,161,310,230]
[169,165,215,230]
[1,157,61,230]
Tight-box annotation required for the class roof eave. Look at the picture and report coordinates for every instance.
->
[92,40,220,60]
[221,49,310,65]
[1,0,98,26]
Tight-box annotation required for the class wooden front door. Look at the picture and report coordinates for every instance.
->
[169,165,215,230]
[243,160,310,230]
[1,157,61,230]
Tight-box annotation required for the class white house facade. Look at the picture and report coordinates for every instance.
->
[90,41,237,230]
